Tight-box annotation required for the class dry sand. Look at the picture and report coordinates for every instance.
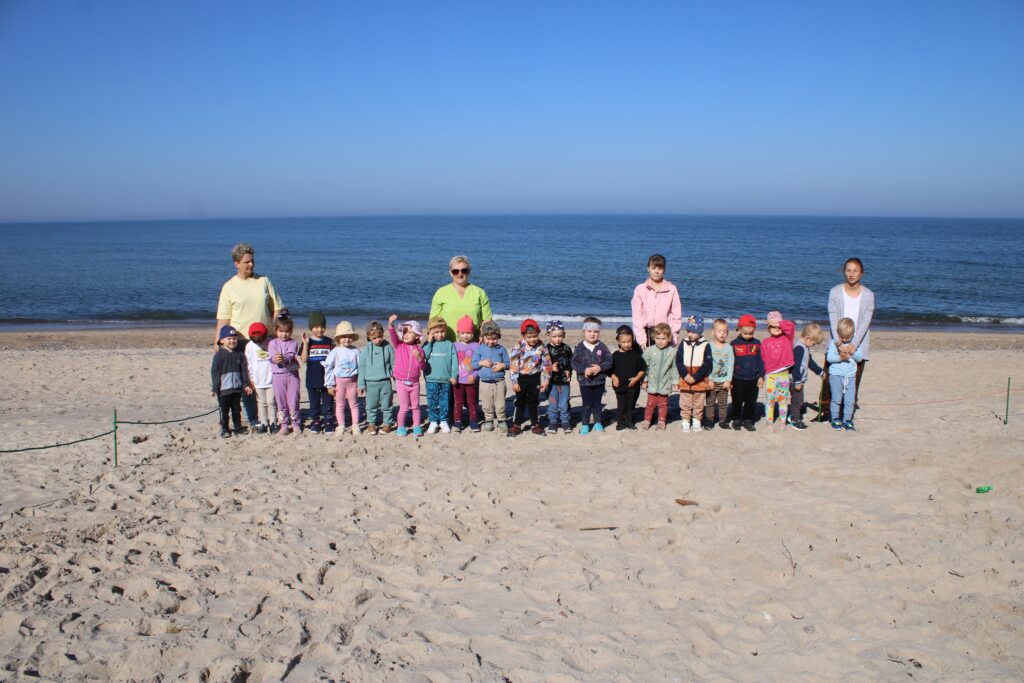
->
[1,328,1023,681]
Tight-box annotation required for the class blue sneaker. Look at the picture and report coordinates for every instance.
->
[396,427,408,436]
[412,426,424,437]
[470,421,481,432]
[308,421,321,434]
[592,423,604,433]
[580,424,591,436]
[843,420,856,431]
[323,424,335,434]
[830,419,843,431]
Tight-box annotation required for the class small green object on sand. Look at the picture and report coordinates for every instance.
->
[976,486,993,494]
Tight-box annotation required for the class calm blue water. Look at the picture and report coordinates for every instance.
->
[1,215,1022,330]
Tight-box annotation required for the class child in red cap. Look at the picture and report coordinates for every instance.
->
[244,322,277,433]
[730,314,764,431]
[508,319,552,435]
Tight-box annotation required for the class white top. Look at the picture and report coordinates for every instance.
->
[323,346,360,386]
[245,341,274,388]
[583,341,597,352]
[842,290,861,325]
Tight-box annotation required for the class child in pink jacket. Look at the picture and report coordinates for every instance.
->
[760,311,795,428]
[387,314,427,436]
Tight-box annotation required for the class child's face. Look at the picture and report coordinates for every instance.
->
[338,335,355,348]
[483,334,500,347]
[429,326,446,341]
[617,334,634,351]
[648,264,665,282]
[839,334,853,345]
[458,330,474,343]
[738,326,754,340]
[686,330,701,342]
[801,335,818,348]
[368,330,384,345]
[250,332,266,344]
[221,335,238,350]
[311,325,326,338]
[276,327,292,341]
[767,324,783,337]
[548,330,565,346]
[712,323,728,343]
[584,328,600,343]
[402,328,419,345]
[524,329,540,346]
[654,332,671,349]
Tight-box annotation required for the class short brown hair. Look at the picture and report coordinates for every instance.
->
[801,323,825,344]
[583,316,602,325]
[712,318,728,329]
[274,317,294,333]
[366,321,384,337]
[837,317,855,339]
[653,323,672,338]
[647,254,666,268]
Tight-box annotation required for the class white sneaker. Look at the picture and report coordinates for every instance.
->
[681,421,691,433]
[692,420,703,432]
[439,421,451,433]
[426,422,439,435]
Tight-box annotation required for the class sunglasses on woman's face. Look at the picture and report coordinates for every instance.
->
[451,268,470,275]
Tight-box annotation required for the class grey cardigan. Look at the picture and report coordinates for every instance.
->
[828,284,874,359]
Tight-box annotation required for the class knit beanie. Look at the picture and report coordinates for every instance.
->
[308,311,327,329]
[685,314,705,334]
[457,315,475,334]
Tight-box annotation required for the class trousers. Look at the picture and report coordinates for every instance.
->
[679,391,707,421]
[764,371,791,423]
[272,372,301,426]
[334,377,359,429]
[730,378,759,422]
[708,382,730,423]
[395,380,421,428]
[644,393,669,424]
[547,384,571,427]
[453,382,479,424]
[364,379,393,426]
[253,386,276,424]
[829,374,857,422]
[308,386,335,425]
[426,382,451,424]
[478,380,507,422]
[579,384,605,425]
[218,392,242,431]
[513,374,541,425]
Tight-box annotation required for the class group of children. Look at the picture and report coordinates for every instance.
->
[210,255,863,437]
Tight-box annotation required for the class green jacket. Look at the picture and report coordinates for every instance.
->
[642,344,679,395]
[422,339,459,383]
[358,341,394,389]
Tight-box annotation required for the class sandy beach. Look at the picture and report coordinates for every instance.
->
[2,328,1023,681]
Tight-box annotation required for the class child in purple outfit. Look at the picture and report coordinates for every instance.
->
[268,316,303,435]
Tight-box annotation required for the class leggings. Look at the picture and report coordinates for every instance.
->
[395,380,421,429]
[253,386,276,424]
[579,384,605,425]
[765,371,790,423]
[334,377,359,429]
[708,383,729,423]
[272,372,301,427]
[453,382,479,424]
[615,386,639,426]
[644,393,669,424]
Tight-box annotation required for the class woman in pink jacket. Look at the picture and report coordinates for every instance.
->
[631,254,683,348]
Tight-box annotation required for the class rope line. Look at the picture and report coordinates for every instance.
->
[118,407,219,425]
[0,429,115,454]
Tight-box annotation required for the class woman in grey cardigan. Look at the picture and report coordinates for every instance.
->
[821,258,874,418]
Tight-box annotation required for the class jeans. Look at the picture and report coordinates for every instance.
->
[547,384,571,427]
[829,374,857,422]
[308,386,335,426]
[426,382,451,424]
[364,379,393,426]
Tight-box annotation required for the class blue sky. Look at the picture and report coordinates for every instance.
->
[1,0,1022,221]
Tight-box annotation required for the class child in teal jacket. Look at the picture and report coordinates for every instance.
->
[422,316,459,434]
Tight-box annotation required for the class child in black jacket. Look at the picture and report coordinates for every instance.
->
[212,326,252,438]
[729,314,764,431]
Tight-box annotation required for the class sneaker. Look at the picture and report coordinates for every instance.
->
[309,421,322,434]
[563,425,572,435]
[531,424,545,435]
[220,429,231,438]
[323,424,336,434]
[471,421,482,433]
[547,424,559,434]
[440,421,451,434]
[830,420,843,431]
[270,423,281,434]
[637,420,650,430]
[592,423,604,433]
[497,422,508,433]
[508,424,523,436]
[626,423,637,430]
[426,421,439,435]
[233,426,248,435]
[379,424,392,434]
[789,419,807,431]
[843,420,856,431]
[732,420,743,431]
[681,421,691,433]
[412,426,424,437]
[256,424,269,434]
[580,424,591,436]
[396,427,408,437]
[278,424,290,436]
[718,422,730,431]
[351,425,361,435]
[616,423,626,431]
[453,422,463,433]
[482,421,494,432]
[656,421,667,431]
[367,425,378,436]
[742,420,756,432]
[692,420,702,433]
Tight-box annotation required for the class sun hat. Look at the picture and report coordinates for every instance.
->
[685,314,705,334]
[248,322,268,338]
[480,320,501,338]
[457,315,475,334]
[428,315,447,332]
[401,320,423,339]
[737,314,757,330]
[766,311,783,327]
[218,325,238,340]
[308,311,327,328]
[333,321,359,341]
[520,318,540,335]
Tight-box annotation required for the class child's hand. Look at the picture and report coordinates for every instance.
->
[449,378,457,385]
[388,314,398,325]
[587,364,601,377]
[211,391,217,398]
[551,362,559,372]
[628,377,640,388]
[479,359,492,368]
[327,387,335,396]
[493,362,505,372]
[273,353,284,364]
[723,381,732,391]
[795,383,804,391]
[243,386,253,395]
[467,375,477,384]
[641,381,648,390]
[358,388,366,397]
[757,377,765,388]
[513,383,521,393]
[684,374,695,384]
[612,375,620,388]
[540,382,548,393]
[301,332,308,343]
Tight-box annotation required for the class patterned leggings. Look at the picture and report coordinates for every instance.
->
[765,371,791,423]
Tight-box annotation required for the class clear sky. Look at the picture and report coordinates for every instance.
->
[1,0,1022,222]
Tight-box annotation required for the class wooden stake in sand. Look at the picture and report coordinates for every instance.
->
[1006,377,1011,425]
[113,408,118,468]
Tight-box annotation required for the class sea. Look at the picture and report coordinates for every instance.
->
[1,215,1022,332]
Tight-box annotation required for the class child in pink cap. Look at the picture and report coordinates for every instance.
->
[453,315,481,432]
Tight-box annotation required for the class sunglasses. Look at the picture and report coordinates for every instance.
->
[451,268,470,275]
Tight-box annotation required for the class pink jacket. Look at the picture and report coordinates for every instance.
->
[631,278,682,346]
[761,319,796,375]
[389,325,426,383]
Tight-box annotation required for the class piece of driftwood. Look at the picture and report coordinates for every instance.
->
[674,498,699,507]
